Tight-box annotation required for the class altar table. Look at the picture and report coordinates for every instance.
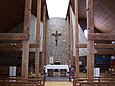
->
[45,64,69,73]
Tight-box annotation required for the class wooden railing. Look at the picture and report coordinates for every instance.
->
[73,77,115,86]
[0,76,45,86]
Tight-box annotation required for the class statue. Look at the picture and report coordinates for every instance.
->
[52,31,61,46]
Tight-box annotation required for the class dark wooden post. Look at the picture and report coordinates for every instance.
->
[44,13,47,66]
[41,4,47,75]
[21,0,32,78]
[86,0,94,79]
[35,0,41,77]
[66,16,70,66]
[69,6,73,66]
[75,0,79,77]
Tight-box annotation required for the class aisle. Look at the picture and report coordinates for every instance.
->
[45,82,72,86]
[45,73,70,81]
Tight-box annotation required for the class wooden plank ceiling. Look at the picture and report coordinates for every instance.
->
[0,0,115,33]
[0,0,24,32]
[0,0,45,33]
[71,0,115,33]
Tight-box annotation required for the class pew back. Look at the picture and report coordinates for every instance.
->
[73,77,115,86]
[0,77,45,86]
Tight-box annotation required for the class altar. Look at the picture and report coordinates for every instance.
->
[45,64,69,73]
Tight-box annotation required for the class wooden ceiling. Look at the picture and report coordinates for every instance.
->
[0,0,115,33]
[0,0,24,32]
[71,0,115,33]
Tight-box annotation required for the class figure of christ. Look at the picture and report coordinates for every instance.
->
[52,31,61,46]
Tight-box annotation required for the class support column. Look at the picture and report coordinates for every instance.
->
[41,4,47,75]
[66,16,70,66]
[86,0,94,79]
[69,6,73,66]
[21,0,32,78]
[44,17,47,65]
[75,0,79,77]
[35,0,41,77]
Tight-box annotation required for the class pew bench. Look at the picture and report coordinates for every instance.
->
[0,77,45,86]
[73,77,115,86]
[0,81,39,86]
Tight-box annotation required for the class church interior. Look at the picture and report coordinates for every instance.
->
[0,0,115,86]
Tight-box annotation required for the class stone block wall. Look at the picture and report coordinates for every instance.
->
[46,18,69,64]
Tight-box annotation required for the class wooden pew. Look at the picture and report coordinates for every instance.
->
[28,76,45,86]
[0,81,39,86]
[73,77,115,86]
[0,76,45,86]
[77,81,115,86]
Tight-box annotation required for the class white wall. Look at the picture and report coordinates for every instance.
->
[70,7,87,56]
[10,14,44,52]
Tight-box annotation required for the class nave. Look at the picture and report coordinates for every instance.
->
[0,0,115,86]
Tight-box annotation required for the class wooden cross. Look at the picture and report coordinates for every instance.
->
[52,31,61,46]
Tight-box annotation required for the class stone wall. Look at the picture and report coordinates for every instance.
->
[46,18,69,64]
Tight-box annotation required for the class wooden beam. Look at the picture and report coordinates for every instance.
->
[0,46,115,55]
[97,49,115,55]
[77,44,115,48]
[44,8,47,66]
[1,43,115,49]
[0,48,20,52]
[0,33,28,40]
[66,16,70,66]
[95,44,115,48]
[75,0,79,77]
[0,50,20,54]
[0,44,35,52]
[35,0,41,77]
[88,33,115,40]
[0,44,115,55]
[76,44,87,48]
[41,4,46,75]
[86,0,94,79]
[69,6,73,66]
[21,0,32,78]
[0,44,22,48]
[0,44,36,48]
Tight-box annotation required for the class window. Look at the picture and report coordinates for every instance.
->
[84,29,88,38]
[46,0,69,18]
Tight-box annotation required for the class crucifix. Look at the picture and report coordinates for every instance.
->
[52,31,61,46]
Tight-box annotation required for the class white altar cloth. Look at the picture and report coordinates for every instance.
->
[45,64,69,73]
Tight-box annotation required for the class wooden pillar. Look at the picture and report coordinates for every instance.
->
[66,16,70,66]
[21,0,32,78]
[75,0,79,77]
[69,6,73,66]
[41,4,46,75]
[44,11,47,65]
[44,17,47,65]
[35,0,41,77]
[86,0,94,79]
